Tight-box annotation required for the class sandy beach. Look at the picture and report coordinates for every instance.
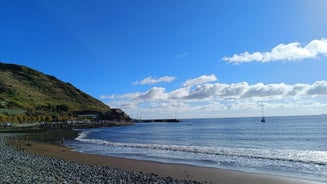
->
[16,140,324,184]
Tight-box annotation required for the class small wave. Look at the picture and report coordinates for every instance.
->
[75,136,327,166]
[76,130,92,139]
[76,129,103,139]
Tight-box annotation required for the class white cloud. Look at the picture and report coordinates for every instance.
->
[223,38,327,63]
[141,87,168,100]
[129,87,169,101]
[287,83,308,96]
[183,74,217,87]
[169,87,190,99]
[150,101,188,111]
[106,80,327,103]
[219,82,247,98]
[306,80,327,95]
[241,83,292,98]
[187,83,222,99]
[101,74,327,118]
[99,94,116,99]
[109,101,138,110]
[134,76,176,85]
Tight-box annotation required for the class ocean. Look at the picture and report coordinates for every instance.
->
[65,115,327,182]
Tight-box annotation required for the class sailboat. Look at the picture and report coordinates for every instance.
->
[260,104,266,123]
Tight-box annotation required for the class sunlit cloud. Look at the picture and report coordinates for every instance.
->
[101,74,327,118]
[134,76,176,85]
[106,79,327,102]
[99,94,116,99]
[241,83,292,98]
[183,74,217,87]
[131,87,169,101]
[306,80,327,95]
[223,38,327,63]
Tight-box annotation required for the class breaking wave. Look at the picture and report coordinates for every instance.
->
[76,131,327,166]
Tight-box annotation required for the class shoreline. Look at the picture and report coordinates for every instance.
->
[1,134,197,183]
[15,139,323,184]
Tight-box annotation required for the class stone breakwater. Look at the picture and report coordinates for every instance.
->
[39,121,133,130]
[0,134,201,184]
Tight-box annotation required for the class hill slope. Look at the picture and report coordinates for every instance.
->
[0,62,110,118]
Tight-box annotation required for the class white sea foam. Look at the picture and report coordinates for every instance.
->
[75,135,327,166]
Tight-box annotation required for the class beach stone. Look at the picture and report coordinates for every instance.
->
[0,134,201,184]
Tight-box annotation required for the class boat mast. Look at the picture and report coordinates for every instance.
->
[261,104,264,118]
[261,104,266,123]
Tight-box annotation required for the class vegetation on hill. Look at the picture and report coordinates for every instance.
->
[0,62,112,123]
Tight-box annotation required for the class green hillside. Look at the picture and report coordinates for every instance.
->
[0,62,110,122]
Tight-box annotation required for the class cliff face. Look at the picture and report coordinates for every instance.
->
[0,62,110,119]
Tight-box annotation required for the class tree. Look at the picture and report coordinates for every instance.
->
[0,114,8,122]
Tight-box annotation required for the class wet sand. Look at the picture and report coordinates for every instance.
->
[16,141,324,184]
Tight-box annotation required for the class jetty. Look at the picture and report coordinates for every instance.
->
[133,119,181,123]
[39,121,133,130]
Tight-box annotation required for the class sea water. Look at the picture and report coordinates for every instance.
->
[65,115,327,182]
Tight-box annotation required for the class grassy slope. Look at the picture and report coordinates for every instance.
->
[0,62,110,114]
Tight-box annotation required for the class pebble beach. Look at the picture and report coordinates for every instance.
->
[2,133,324,184]
[0,134,199,184]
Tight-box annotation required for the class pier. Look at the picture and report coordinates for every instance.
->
[39,121,133,130]
[133,119,181,123]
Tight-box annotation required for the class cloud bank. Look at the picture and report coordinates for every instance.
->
[223,38,327,63]
[183,74,217,87]
[102,74,327,118]
[134,76,176,85]
[122,80,327,101]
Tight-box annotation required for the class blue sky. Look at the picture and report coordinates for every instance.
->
[1,0,327,118]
